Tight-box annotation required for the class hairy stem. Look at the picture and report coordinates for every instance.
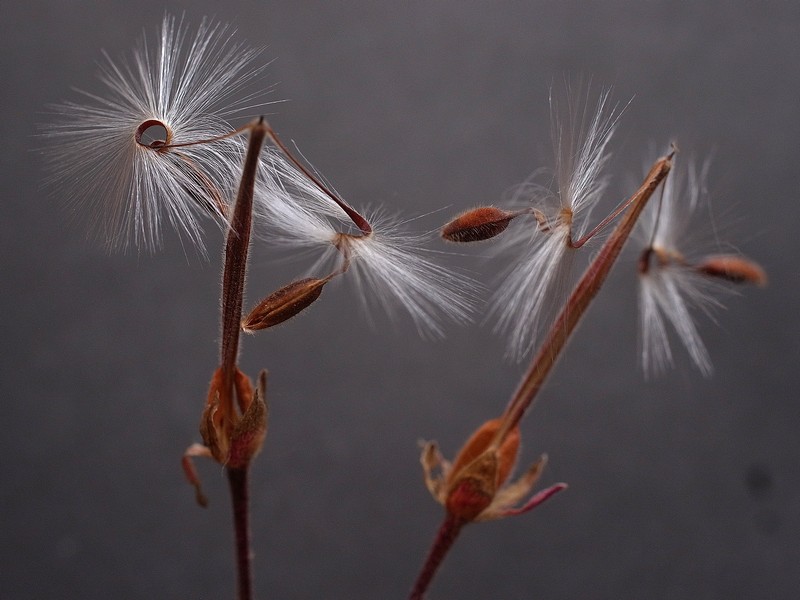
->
[219,119,267,600]
[228,467,253,600]
[408,514,465,600]
[220,119,267,413]
[495,152,673,445]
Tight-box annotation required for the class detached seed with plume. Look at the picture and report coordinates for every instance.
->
[441,207,519,242]
[696,255,767,286]
[242,277,329,332]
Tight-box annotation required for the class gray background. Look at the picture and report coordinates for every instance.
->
[2,1,798,599]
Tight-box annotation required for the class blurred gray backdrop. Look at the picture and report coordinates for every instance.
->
[2,1,798,599]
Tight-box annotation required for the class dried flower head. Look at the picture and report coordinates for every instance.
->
[636,157,765,377]
[421,418,566,523]
[44,15,271,252]
[488,87,623,358]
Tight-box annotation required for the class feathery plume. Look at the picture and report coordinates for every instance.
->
[636,157,765,377]
[489,87,622,358]
[250,135,477,337]
[44,14,271,252]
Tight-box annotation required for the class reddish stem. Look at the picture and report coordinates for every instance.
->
[264,125,373,234]
[494,152,673,445]
[228,467,253,600]
[409,513,465,600]
[218,120,267,600]
[220,120,267,412]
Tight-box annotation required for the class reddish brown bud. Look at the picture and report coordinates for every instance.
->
[441,206,517,242]
[696,255,767,286]
[443,418,521,521]
[227,371,268,469]
[420,418,564,523]
[242,277,328,332]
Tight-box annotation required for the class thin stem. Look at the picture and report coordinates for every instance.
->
[569,144,677,249]
[220,119,268,412]
[263,123,373,234]
[409,514,465,600]
[228,467,253,600]
[494,152,674,446]
[158,122,255,150]
[218,119,267,600]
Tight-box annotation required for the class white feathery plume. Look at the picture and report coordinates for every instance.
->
[253,150,348,251]
[490,87,622,358]
[333,214,477,338]
[254,147,477,336]
[636,158,728,378]
[44,14,272,252]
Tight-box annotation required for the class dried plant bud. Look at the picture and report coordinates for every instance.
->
[444,418,521,521]
[242,277,328,332]
[441,206,517,242]
[421,417,565,523]
[228,371,268,469]
[448,418,519,486]
[696,255,767,286]
[445,451,499,521]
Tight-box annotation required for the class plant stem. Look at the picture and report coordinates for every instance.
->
[263,123,373,234]
[228,467,253,600]
[494,152,673,445]
[220,119,267,413]
[409,513,465,600]
[218,119,267,600]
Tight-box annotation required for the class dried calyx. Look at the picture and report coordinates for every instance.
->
[421,418,565,523]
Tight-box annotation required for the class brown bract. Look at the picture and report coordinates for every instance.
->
[199,368,268,468]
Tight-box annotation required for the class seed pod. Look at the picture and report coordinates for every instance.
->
[696,255,767,286]
[441,206,517,242]
[242,277,328,331]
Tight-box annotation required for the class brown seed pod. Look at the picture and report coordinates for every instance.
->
[696,255,767,286]
[242,277,328,331]
[441,206,517,242]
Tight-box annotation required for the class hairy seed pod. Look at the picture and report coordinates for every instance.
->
[242,278,328,331]
[696,255,767,286]
[441,206,517,242]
